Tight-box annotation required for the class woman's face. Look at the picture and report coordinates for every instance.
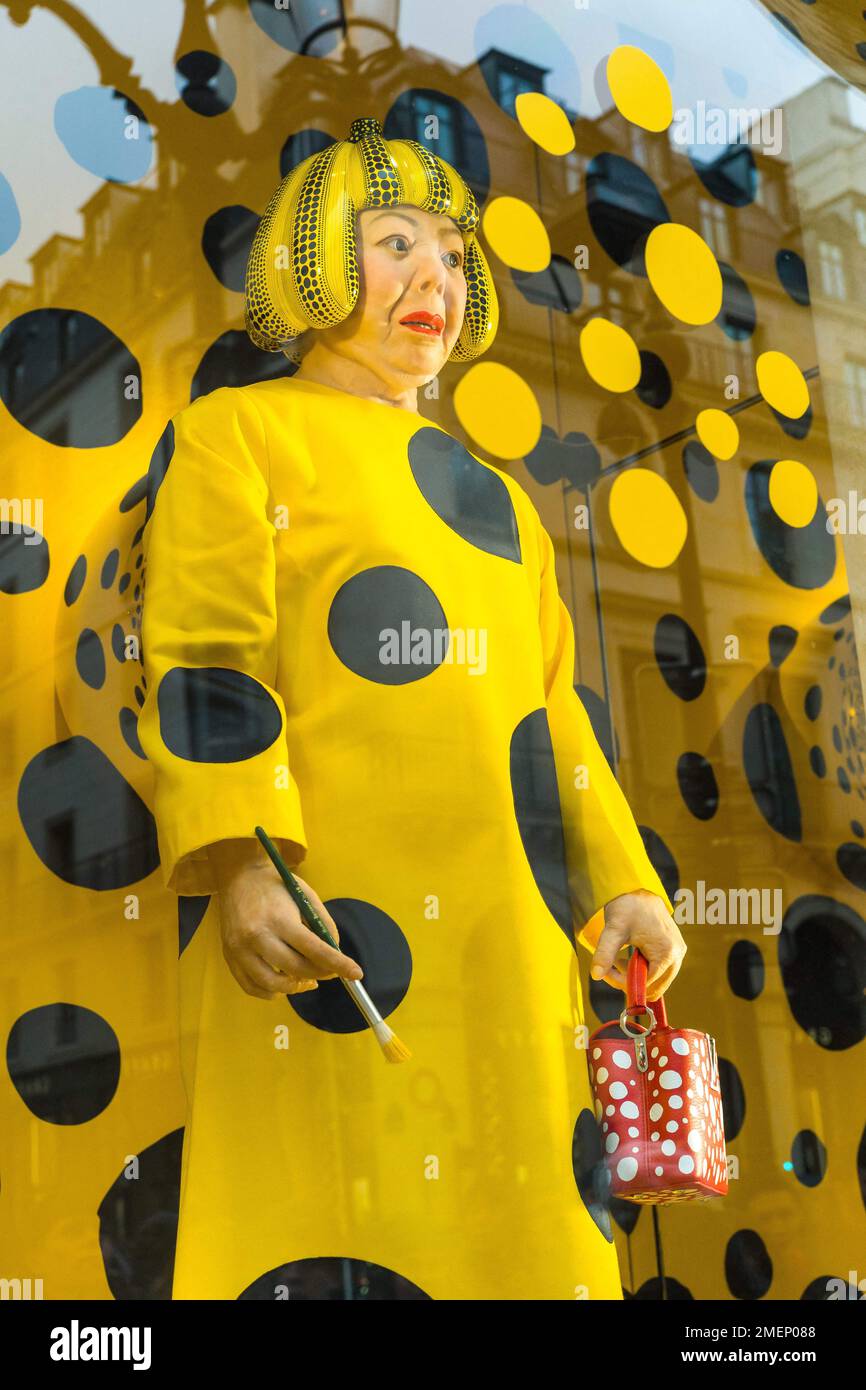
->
[315,203,469,385]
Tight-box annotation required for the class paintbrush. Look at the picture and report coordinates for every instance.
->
[254,826,411,1064]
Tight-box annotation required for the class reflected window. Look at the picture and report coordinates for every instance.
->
[699,198,731,259]
[422,97,457,165]
[818,239,846,297]
[844,359,866,426]
[855,207,866,247]
[564,151,581,196]
[605,281,626,325]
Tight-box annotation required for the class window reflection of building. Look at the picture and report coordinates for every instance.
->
[844,358,866,424]
[699,197,732,259]
[477,47,546,118]
[818,238,846,297]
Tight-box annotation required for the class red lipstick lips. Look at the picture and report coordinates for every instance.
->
[399,310,444,336]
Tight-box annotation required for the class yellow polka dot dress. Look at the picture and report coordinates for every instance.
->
[137,376,674,1301]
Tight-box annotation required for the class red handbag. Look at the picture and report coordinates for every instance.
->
[587,950,728,1204]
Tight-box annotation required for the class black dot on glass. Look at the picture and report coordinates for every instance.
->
[157,666,282,762]
[851,820,864,839]
[682,440,719,502]
[384,89,489,205]
[770,400,812,441]
[791,1130,827,1188]
[524,427,601,488]
[654,614,707,701]
[575,684,619,773]
[820,594,850,624]
[838,767,852,794]
[632,1276,694,1299]
[744,461,834,590]
[191,329,299,400]
[76,628,106,690]
[690,143,757,206]
[17,736,159,888]
[0,309,141,445]
[810,745,826,778]
[328,566,450,686]
[7,1004,120,1123]
[776,248,810,305]
[238,1256,431,1300]
[407,428,520,560]
[288,898,411,1034]
[97,1128,182,1299]
[727,940,764,1000]
[715,261,756,340]
[510,708,573,943]
[279,129,335,179]
[585,152,669,274]
[511,254,582,313]
[119,572,131,594]
[743,702,801,840]
[175,50,236,117]
[610,1196,641,1237]
[718,1055,746,1140]
[800,1274,862,1300]
[635,350,672,409]
[638,824,680,903]
[571,1108,613,1243]
[778,893,866,1049]
[725,1229,773,1299]
[676,751,719,820]
[202,205,260,292]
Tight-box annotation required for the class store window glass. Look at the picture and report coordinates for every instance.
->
[1,0,865,1317]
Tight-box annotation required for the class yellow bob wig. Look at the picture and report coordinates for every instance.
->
[244,115,499,365]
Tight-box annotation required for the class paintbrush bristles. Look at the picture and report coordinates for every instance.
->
[380,1033,412,1063]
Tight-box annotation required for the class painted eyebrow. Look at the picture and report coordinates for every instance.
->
[369,210,463,241]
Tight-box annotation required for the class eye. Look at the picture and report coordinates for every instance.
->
[444,248,464,269]
[382,234,412,254]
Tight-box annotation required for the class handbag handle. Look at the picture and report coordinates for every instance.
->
[623,948,669,1030]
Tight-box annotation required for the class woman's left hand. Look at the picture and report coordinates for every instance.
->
[589,888,686,1001]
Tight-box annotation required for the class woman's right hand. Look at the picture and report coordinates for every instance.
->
[206,839,364,1000]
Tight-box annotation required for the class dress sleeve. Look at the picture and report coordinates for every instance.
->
[137,387,307,896]
[533,504,674,953]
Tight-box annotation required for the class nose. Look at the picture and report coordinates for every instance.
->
[410,239,447,298]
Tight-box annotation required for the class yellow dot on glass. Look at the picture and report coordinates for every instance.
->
[609,469,687,567]
[695,409,739,460]
[579,317,641,392]
[481,196,550,273]
[768,459,818,528]
[453,362,542,459]
[645,223,723,325]
[606,45,673,132]
[756,351,810,419]
[515,92,575,155]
